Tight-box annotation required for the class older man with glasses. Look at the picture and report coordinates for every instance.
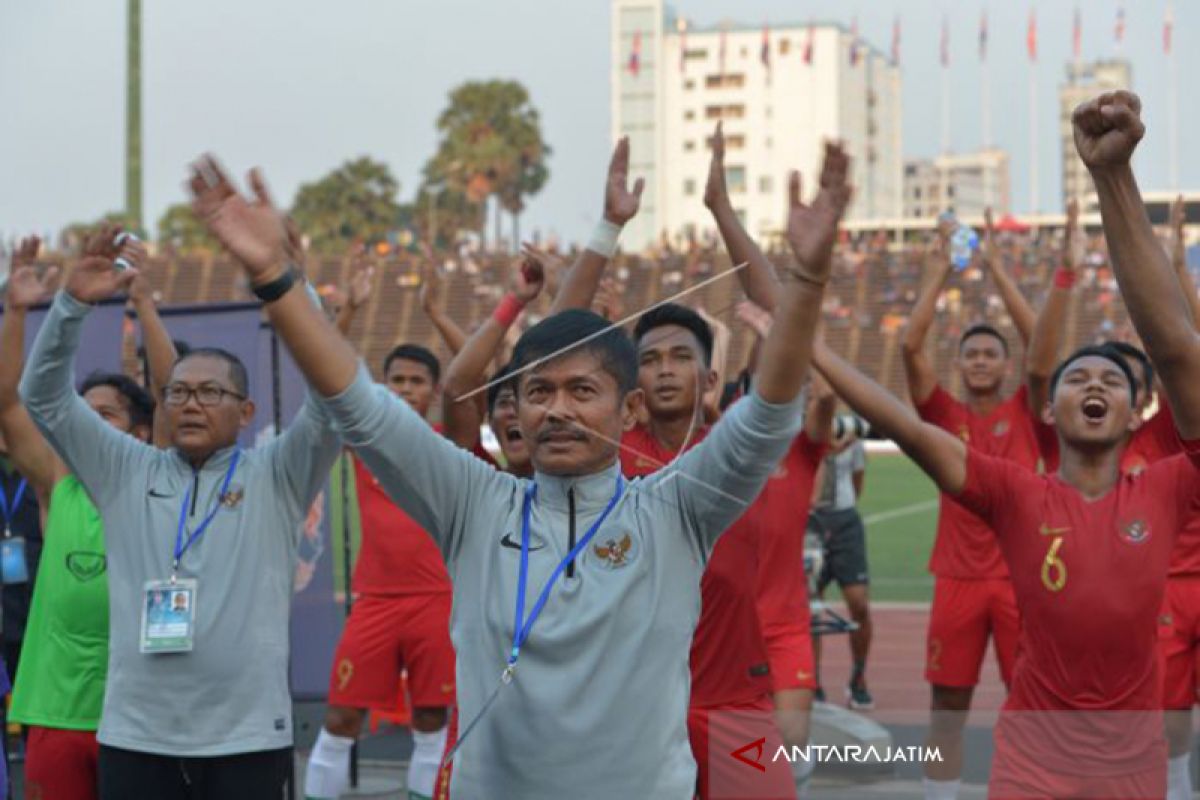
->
[19,224,342,800]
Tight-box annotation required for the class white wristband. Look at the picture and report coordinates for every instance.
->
[586,220,622,258]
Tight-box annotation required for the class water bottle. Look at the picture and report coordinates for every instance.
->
[949,224,979,272]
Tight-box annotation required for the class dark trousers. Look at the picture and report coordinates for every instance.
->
[98,744,291,800]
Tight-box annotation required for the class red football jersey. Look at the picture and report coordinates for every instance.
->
[958,446,1200,774]
[916,385,1040,579]
[620,422,773,707]
[352,453,451,597]
[750,433,826,637]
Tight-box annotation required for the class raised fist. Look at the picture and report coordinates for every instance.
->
[1072,91,1145,172]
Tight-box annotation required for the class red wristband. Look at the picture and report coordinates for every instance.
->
[492,293,524,327]
[1053,269,1077,290]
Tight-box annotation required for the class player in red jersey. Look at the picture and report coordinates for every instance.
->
[899,210,1044,799]
[810,90,1200,798]
[702,123,833,795]
[1028,193,1200,798]
[303,340,454,800]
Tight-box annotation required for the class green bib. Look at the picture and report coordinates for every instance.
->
[9,476,108,730]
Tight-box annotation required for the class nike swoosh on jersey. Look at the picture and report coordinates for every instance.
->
[500,533,544,551]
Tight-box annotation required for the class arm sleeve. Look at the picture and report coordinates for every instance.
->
[264,392,344,518]
[851,442,867,472]
[18,291,153,507]
[796,432,828,469]
[915,384,960,430]
[954,448,1026,541]
[642,389,806,556]
[318,364,517,561]
[1143,404,1184,459]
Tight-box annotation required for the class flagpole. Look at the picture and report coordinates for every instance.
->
[941,67,950,155]
[1169,35,1179,190]
[1029,60,1039,214]
[982,56,991,149]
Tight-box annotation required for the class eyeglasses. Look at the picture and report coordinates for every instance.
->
[162,383,246,407]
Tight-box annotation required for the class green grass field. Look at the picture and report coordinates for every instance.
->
[326,451,943,604]
[855,452,940,603]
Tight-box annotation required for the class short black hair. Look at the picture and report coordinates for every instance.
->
[79,371,155,430]
[175,348,249,396]
[511,309,637,395]
[1049,344,1137,404]
[1105,341,1154,394]
[487,361,517,415]
[382,344,440,385]
[633,303,714,366]
[959,324,1009,357]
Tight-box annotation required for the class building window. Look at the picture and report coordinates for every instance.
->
[684,179,696,196]
[684,49,708,61]
[780,39,791,56]
[947,186,956,199]
[684,109,695,121]
[759,176,773,194]
[684,140,695,152]
[726,166,747,194]
[684,80,695,91]
[706,133,745,150]
[705,74,745,89]
[705,104,745,120]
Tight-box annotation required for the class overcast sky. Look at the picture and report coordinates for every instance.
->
[1,0,1194,244]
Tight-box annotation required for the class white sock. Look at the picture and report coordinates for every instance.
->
[1168,753,1193,800]
[408,726,448,800]
[923,777,960,800]
[792,755,815,798]
[305,728,354,800]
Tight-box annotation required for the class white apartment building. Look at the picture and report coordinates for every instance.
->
[611,0,903,251]
[903,149,1011,219]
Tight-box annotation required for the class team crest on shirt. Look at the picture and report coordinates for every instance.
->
[771,462,789,480]
[1119,518,1151,545]
[957,425,970,443]
[592,533,636,569]
[992,419,1010,437]
[220,485,245,509]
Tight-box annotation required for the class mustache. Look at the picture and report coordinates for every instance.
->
[536,424,589,443]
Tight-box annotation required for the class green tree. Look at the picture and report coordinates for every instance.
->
[156,203,216,251]
[425,80,550,250]
[290,157,403,252]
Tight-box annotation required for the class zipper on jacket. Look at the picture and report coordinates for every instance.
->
[190,470,200,517]
[567,487,577,578]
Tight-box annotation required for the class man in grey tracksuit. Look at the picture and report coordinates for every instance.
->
[187,141,852,798]
[19,228,341,799]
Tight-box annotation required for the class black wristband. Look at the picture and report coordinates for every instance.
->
[251,266,298,303]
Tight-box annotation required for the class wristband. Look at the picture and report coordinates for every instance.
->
[492,293,524,327]
[586,220,622,258]
[251,265,299,303]
[1053,268,1077,290]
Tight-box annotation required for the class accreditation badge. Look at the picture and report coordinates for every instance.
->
[0,535,28,584]
[140,578,198,653]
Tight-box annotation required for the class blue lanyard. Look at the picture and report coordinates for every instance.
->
[508,475,624,673]
[0,478,28,536]
[173,452,241,577]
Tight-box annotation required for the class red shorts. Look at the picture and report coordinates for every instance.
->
[1159,576,1200,710]
[763,625,817,693]
[25,726,100,800]
[327,593,456,710]
[926,576,1019,689]
[688,698,796,800]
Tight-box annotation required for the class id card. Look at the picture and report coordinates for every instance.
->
[140,579,197,653]
[1,536,28,584]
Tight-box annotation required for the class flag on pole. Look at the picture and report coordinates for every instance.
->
[1165,3,1174,54]
[980,9,989,61]
[892,15,901,65]
[761,23,771,69]
[849,16,860,67]
[1072,6,1082,60]
[803,20,815,65]
[1027,10,1038,62]
[1115,6,1125,46]
[940,15,949,68]
[628,31,641,76]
